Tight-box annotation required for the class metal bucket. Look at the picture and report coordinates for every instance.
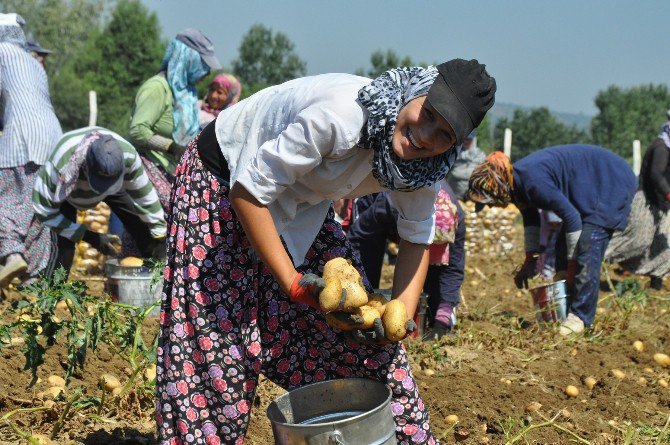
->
[104,259,161,317]
[266,378,395,445]
[529,280,568,323]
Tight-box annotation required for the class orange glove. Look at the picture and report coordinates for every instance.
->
[288,273,324,310]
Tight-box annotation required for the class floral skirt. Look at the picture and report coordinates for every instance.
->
[606,190,670,277]
[155,139,438,445]
[0,165,56,278]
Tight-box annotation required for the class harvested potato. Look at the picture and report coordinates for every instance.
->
[321,258,368,312]
[112,387,123,397]
[584,376,597,390]
[565,385,579,397]
[47,375,65,388]
[445,414,459,425]
[100,373,121,392]
[610,369,625,379]
[381,299,408,341]
[31,434,53,445]
[653,353,670,367]
[659,379,668,388]
[632,341,644,352]
[424,369,436,377]
[144,364,157,382]
[44,386,64,399]
[120,256,144,267]
[325,312,364,331]
[367,293,388,317]
[525,402,542,413]
[319,276,344,313]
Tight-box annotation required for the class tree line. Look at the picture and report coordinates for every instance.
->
[3,0,669,161]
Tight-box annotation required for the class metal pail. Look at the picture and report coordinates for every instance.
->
[529,280,568,323]
[266,378,395,445]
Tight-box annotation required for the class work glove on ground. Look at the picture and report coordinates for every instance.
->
[82,231,121,256]
[167,141,187,159]
[566,259,578,287]
[347,318,417,345]
[514,252,539,289]
[289,273,326,310]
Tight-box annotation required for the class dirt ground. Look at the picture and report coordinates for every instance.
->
[0,232,669,444]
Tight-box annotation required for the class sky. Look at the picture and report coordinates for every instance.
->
[141,0,668,116]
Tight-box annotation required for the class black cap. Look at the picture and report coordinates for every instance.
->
[427,59,496,145]
[25,39,52,54]
[87,134,124,193]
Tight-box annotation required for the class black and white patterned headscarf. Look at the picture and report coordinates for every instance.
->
[358,66,460,192]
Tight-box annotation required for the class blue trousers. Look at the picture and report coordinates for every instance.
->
[555,223,613,326]
[346,186,465,320]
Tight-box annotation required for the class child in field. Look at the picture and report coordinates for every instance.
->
[156,59,496,444]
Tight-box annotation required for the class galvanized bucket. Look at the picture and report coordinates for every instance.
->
[530,280,568,323]
[104,259,161,316]
[266,378,395,445]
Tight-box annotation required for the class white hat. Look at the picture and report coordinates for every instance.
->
[0,13,25,27]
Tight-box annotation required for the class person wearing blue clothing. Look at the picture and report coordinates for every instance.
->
[347,182,465,335]
[466,146,637,335]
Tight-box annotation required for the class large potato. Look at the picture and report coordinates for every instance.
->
[368,293,389,317]
[353,304,381,330]
[319,276,344,313]
[382,299,408,341]
[120,256,144,267]
[321,258,368,312]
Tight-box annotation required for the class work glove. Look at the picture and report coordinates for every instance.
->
[514,252,539,289]
[82,231,121,256]
[167,141,187,159]
[348,318,417,345]
[150,235,167,261]
[289,273,326,310]
[566,260,578,287]
[666,192,670,202]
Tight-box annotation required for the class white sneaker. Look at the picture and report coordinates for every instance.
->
[559,313,585,336]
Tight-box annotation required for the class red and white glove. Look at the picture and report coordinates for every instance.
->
[289,273,325,310]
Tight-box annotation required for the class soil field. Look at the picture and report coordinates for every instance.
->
[0,234,669,444]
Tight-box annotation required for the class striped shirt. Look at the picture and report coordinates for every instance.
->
[0,42,62,167]
[32,126,167,241]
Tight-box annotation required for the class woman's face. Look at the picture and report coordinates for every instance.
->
[392,96,457,161]
[207,85,228,110]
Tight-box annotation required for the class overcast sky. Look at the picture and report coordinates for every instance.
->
[141,0,669,116]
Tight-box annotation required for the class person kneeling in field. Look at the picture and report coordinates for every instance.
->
[156,59,496,444]
[32,127,168,275]
[466,146,637,336]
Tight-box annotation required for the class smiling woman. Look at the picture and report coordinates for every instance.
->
[155,59,495,444]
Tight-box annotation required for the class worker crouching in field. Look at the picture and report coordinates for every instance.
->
[32,127,167,275]
[466,146,637,336]
[156,59,496,444]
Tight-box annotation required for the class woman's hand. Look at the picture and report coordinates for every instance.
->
[229,183,297,294]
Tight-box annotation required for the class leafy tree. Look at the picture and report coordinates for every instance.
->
[493,107,589,160]
[474,117,493,153]
[0,0,106,82]
[355,49,414,78]
[232,24,306,94]
[51,0,164,132]
[591,84,670,157]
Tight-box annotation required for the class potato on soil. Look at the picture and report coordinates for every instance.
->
[653,353,670,367]
[144,364,157,382]
[610,369,625,379]
[381,299,408,341]
[565,385,579,397]
[44,386,64,399]
[632,340,644,352]
[445,414,459,424]
[47,375,65,388]
[100,373,121,392]
[584,376,597,390]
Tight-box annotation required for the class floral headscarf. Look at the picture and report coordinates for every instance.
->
[357,66,460,192]
[202,73,241,118]
[466,151,514,205]
[659,121,670,149]
[160,39,210,146]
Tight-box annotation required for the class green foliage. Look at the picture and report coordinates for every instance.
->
[493,107,590,160]
[475,116,494,152]
[0,0,107,80]
[355,49,415,78]
[614,277,650,311]
[232,24,306,92]
[591,84,670,157]
[51,0,165,132]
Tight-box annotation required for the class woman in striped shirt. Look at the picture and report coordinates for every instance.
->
[32,127,167,274]
[0,13,62,287]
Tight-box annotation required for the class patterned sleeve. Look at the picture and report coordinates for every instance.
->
[122,152,167,237]
[32,161,87,241]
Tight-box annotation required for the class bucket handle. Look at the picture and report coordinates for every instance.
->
[309,430,346,445]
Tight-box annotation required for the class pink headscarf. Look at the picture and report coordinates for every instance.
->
[201,73,241,117]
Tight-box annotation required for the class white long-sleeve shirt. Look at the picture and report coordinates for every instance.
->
[215,73,438,266]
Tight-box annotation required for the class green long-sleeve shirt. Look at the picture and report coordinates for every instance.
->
[128,74,177,173]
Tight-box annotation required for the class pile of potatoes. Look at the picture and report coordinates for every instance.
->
[462,201,519,256]
[72,202,111,272]
[319,257,409,341]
